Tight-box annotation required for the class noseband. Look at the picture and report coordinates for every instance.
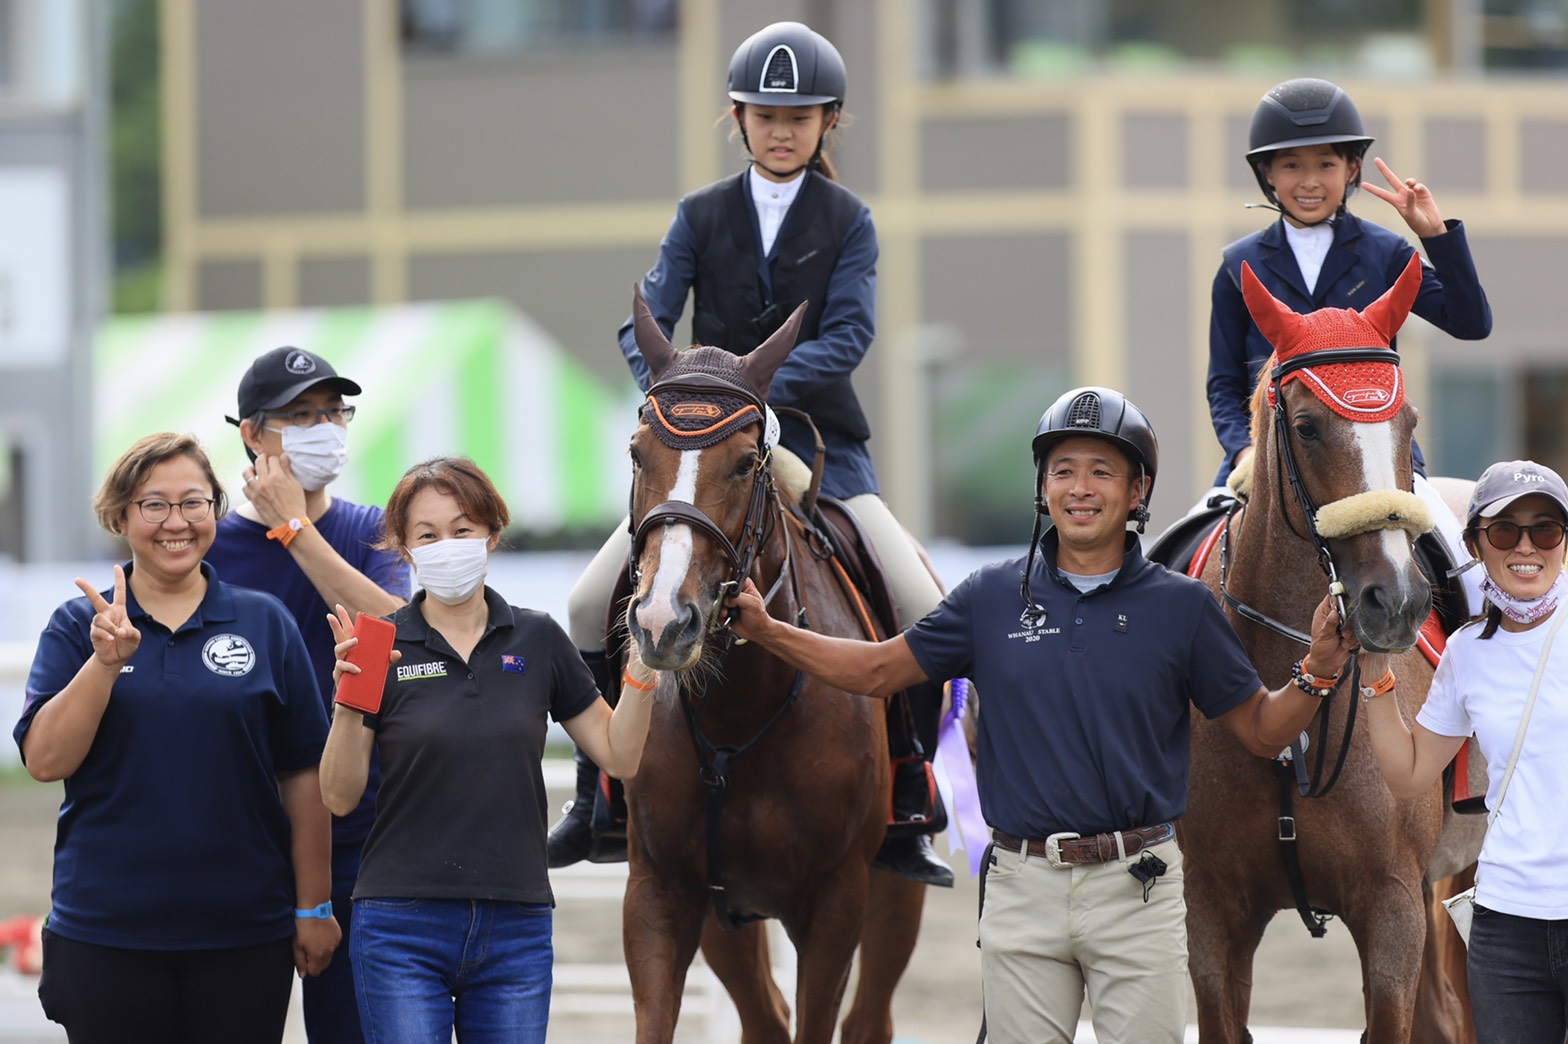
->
[1222,347,1429,643]
[1219,346,1431,805]
[628,372,780,623]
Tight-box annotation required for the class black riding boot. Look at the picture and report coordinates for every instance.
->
[873,680,955,888]
[546,650,626,868]
[546,744,600,869]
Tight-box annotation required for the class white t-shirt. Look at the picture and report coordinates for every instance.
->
[748,166,804,257]
[1417,616,1568,918]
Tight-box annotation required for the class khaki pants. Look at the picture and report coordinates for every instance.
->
[979,836,1188,1043]
[567,489,943,650]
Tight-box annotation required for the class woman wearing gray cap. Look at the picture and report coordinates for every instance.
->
[1365,459,1568,1042]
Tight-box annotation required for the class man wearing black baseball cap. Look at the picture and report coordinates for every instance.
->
[207,345,410,1043]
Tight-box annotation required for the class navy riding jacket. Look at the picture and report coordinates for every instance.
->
[1207,212,1491,485]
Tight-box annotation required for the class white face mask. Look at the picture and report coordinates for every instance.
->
[277,423,349,492]
[409,537,489,605]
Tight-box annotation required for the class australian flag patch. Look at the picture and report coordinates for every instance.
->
[501,654,526,674]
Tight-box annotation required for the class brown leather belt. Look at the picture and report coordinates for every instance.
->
[991,822,1175,868]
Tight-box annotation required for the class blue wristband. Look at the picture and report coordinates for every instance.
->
[295,901,334,920]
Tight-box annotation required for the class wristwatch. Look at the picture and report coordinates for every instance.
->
[295,901,334,920]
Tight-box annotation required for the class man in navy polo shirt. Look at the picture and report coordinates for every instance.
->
[207,346,410,1043]
[726,386,1358,1042]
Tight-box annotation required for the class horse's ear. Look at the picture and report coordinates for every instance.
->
[1361,253,1424,343]
[1241,261,1308,354]
[737,300,809,401]
[632,283,680,382]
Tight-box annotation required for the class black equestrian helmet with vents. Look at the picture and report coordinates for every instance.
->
[727,21,846,108]
[1246,77,1374,202]
[1031,387,1160,523]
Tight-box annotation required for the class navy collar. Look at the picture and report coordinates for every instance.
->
[1036,529,1148,593]
[122,559,237,631]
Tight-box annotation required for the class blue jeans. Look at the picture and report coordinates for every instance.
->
[351,897,552,1044]
[304,843,367,1043]
[1468,902,1568,1043]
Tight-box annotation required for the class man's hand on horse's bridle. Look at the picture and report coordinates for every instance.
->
[1303,591,1359,681]
[724,578,771,646]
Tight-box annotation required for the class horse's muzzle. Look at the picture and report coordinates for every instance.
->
[627,596,706,671]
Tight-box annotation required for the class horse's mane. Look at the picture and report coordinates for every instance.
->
[1247,353,1276,450]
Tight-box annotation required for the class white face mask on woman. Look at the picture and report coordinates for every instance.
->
[279,423,350,492]
[409,537,489,605]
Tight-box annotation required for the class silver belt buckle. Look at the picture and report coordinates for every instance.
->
[1044,831,1080,869]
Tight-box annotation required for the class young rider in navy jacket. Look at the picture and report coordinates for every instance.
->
[553,21,953,887]
[1205,77,1492,614]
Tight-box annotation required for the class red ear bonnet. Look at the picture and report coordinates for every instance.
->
[1241,252,1421,423]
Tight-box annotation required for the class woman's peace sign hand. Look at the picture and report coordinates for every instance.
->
[74,565,141,670]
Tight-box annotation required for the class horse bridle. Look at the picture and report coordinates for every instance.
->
[628,373,780,619]
[625,370,812,931]
[1218,346,1421,803]
[1220,346,1418,644]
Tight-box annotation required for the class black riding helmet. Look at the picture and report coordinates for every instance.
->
[1030,386,1159,526]
[1246,78,1374,205]
[1019,387,1160,618]
[727,21,846,108]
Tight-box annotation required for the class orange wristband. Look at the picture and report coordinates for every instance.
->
[1358,670,1396,703]
[621,671,656,693]
[266,516,311,549]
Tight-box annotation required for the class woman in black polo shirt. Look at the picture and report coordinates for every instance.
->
[319,456,656,1043]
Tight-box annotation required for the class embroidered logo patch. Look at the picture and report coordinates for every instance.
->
[202,634,256,677]
[1006,610,1060,643]
[670,403,723,420]
[501,654,526,674]
[396,661,448,682]
[284,350,317,375]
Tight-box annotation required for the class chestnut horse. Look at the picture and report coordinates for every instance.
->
[616,288,925,1044]
[1179,257,1482,1042]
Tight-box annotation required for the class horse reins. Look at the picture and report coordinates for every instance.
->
[630,372,782,623]
[1217,346,1418,937]
[629,372,815,931]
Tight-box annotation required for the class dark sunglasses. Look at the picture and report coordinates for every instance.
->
[1475,520,1567,551]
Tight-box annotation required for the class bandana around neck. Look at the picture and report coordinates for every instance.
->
[1480,570,1567,626]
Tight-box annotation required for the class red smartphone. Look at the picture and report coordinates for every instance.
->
[335,614,396,715]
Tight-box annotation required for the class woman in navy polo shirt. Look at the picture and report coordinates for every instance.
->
[319,457,656,1043]
[16,432,336,1043]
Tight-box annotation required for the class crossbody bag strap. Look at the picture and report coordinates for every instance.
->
[1487,606,1568,827]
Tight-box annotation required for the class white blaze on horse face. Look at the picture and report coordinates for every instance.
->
[641,449,703,648]
[1352,421,1419,577]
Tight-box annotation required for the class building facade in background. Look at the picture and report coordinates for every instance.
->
[160,0,1568,544]
[0,0,105,561]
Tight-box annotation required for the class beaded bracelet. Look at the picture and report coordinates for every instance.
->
[1358,670,1396,703]
[1290,659,1340,698]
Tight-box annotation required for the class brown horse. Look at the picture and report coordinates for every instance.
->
[1179,257,1482,1042]
[615,288,926,1044]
